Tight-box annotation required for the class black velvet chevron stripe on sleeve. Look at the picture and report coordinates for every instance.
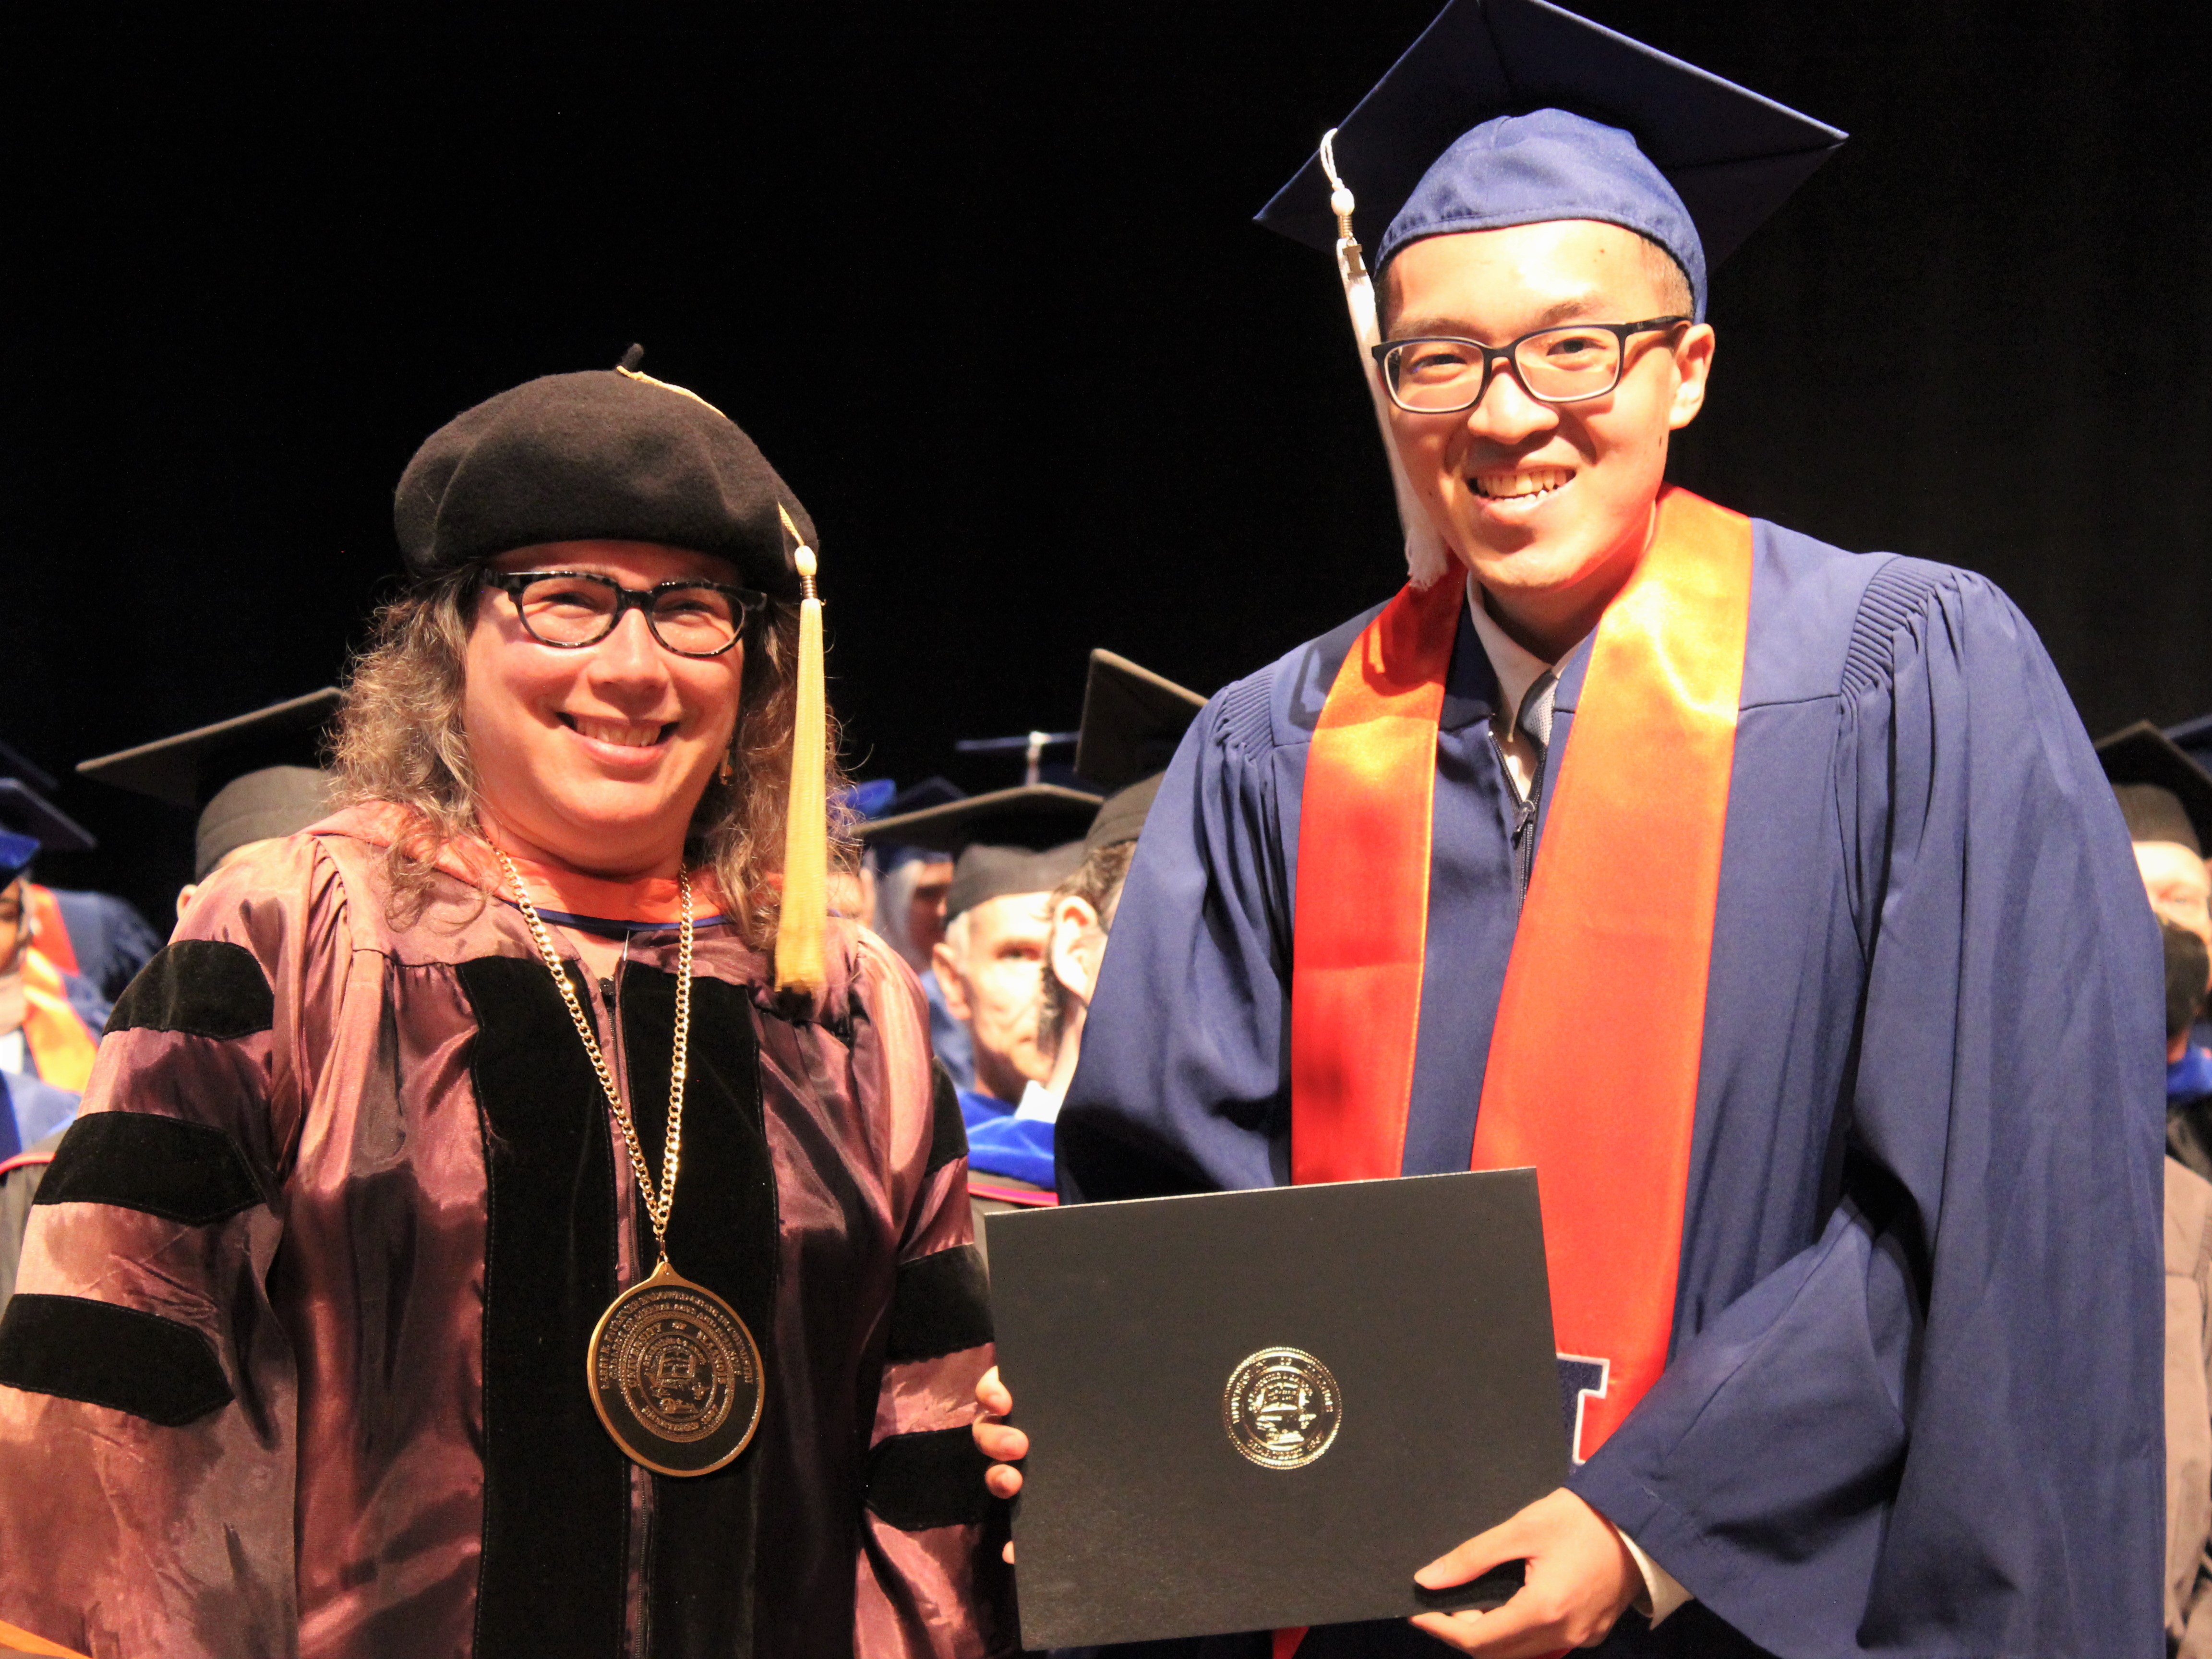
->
[886,1244,993,1363]
[105,939,275,1040]
[926,1059,969,1175]
[34,1113,264,1224]
[864,1426,996,1531]
[0,1294,235,1425]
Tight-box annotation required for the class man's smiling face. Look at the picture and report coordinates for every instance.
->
[1381,219,1714,634]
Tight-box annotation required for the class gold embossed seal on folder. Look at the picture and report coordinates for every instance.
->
[1223,1346,1343,1469]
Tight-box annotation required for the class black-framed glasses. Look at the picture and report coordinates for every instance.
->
[1371,317,1692,414]
[482,570,767,659]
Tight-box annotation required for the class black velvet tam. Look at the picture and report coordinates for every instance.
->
[394,366,815,599]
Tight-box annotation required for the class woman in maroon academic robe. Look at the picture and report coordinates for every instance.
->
[0,364,1009,1659]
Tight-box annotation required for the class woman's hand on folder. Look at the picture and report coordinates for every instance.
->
[973,1366,1026,1562]
[1407,1489,1638,1656]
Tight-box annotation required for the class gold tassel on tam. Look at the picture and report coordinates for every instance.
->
[774,504,829,995]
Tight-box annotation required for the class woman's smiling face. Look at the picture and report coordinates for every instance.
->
[462,540,746,880]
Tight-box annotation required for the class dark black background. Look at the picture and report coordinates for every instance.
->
[5,0,2208,920]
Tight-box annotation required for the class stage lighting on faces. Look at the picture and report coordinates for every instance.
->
[78,688,342,919]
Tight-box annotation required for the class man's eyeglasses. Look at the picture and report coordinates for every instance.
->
[1370,317,1692,414]
[482,571,768,659]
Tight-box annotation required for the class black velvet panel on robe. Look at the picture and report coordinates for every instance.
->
[34,1112,263,1224]
[0,1292,235,1425]
[620,965,778,1659]
[104,939,275,1039]
[457,955,630,1659]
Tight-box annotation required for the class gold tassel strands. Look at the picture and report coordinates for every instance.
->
[775,504,828,996]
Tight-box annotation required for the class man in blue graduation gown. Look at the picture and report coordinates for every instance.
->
[979,1,2164,1654]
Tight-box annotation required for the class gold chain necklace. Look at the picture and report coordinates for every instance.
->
[497,848,764,1477]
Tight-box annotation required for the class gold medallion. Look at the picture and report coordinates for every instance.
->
[497,851,770,1478]
[588,1260,764,1477]
[1223,1346,1343,1469]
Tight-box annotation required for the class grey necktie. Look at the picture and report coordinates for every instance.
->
[1516,669,1559,764]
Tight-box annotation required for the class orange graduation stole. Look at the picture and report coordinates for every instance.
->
[18,948,99,1095]
[1289,485,1754,1466]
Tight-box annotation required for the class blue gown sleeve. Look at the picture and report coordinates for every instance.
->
[1569,566,2165,1655]
[1058,673,1300,1201]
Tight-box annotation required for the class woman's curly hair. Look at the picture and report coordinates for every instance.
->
[332,564,847,943]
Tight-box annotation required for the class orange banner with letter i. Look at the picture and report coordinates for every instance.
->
[1291,485,1754,1470]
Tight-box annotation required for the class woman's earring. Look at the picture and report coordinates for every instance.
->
[719,755,735,785]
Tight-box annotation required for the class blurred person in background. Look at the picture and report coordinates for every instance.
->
[963,652,1206,1201]
[861,785,1098,1120]
[863,779,973,1087]
[2164,921,2212,1655]
[0,704,348,1317]
[2100,723,2212,1132]
[0,741,158,1005]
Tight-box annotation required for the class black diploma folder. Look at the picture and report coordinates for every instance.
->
[984,1169,1567,1648]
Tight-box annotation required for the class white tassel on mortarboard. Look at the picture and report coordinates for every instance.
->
[774,503,828,997]
[1320,129,1455,592]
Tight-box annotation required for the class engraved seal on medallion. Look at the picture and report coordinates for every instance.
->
[1223,1346,1343,1469]
[602,1286,750,1443]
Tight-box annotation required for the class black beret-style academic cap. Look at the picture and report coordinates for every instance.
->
[1255,0,1845,318]
[394,360,813,601]
[2097,721,2212,856]
[1074,650,1208,793]
[79,689,343,878]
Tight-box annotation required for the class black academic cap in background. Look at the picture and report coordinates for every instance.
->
[1084,774,1166,855]
[2097,721,2212,856]
[856,783,1104,858]
[858,785,1104,923]
[0,738,56,794]
[79,689,344,877]
[944,842,1089,924]
[2170,710,2212,779]
[1255,0,1845,316]
[0,778,96,854]
[190,768,336,879]
[1074,651,1209,793]
[77,687,341,811]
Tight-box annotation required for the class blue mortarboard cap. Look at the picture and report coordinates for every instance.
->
[837,778,900,821]
[0,830,37,884]
[1256,0,1845,319]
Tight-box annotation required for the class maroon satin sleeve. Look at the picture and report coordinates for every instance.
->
[847,935,1014,1659]
[0,837,356,1657]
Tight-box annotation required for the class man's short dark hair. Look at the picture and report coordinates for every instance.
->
[1038,841,1137,1055]
[2166,922,2210,1043]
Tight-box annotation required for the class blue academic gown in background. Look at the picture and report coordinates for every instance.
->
[44,887,161,1003]
[926,968,976,1091]
[1060,525,2164,1658]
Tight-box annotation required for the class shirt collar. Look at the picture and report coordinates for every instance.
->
[1013,1078,1062,1124]
[1464,575,1583,729]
